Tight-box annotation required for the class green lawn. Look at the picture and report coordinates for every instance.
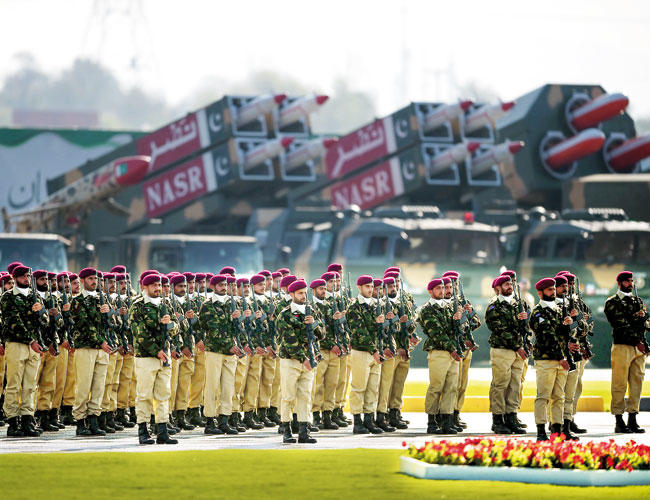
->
[1,449,648,499]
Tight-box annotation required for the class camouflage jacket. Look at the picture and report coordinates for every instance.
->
[329,293,351,344]
[189,293,205,342]
[485,296,525,350]
[604,291,649,346]
[0,287,49,345]
[573,295,593,346]
[130,295,180,358]
[417,299,456,353]
[198,296,236,355]
[314,297,341,351]
[70,290,108,349]
[253,294,274,347]
[42,291,64,345]
[392,293,418,351]
[346,297,379,353]
[232,295,260,349]
[381,297,399,352]
[170,295,194,350]
[277,303,324,361]
[531,302,570,360]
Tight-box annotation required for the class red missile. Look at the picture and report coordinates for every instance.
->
[422,100,473,132]
[569,93,629,131]
[464,101,515,133]
[541,128,605,170]
[471,141,524,176]
[278,94,329,128]
[243,137,294,169]
[605,134,650,172]
[113,156,151,186]
[285,138,338,169]
[236,94,287,127]
[429,142,480,175]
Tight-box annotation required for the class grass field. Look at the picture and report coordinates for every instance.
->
[1,449,649,499]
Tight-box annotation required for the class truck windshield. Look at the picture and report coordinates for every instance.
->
[181,241,263,275]
[581,231,650,264]
[0,239,68,272]
[395,230,500,264]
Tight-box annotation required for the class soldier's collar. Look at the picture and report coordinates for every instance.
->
[174,294,186,304]
[143,294,161,306]
[254,293,267,303]
[13,286,30,296]
[539,299,556,310]
[617,290,632,299]
[110,292,118,300]
[212,293,228,304]
[357,294,375,306]
[427,297,445,307]
[497,294,514,304]
[325,290,333,299]
[313,296,325,304]
[387,295,397,303]
[82,289,97,298]
[442,297,452,304]
[290,301,306,314]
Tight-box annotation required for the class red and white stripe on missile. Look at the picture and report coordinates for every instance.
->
[429,142,480,175]
[471,141,525,176]
[605,134,650,172]
[463,101,515,133]
[285,138,338,169]
[236,94,287,127]
[541,128,605,170]
[569,93,629,131]
[422,100,473,132]
[243,137,294,169]
[278,94,329,128]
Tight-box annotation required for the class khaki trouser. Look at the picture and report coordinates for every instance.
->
[424,350,459,415]
[335,354,351,408]
[572,358,587,416]
[611,344,646,415]
[109,352,123,411]
[203,351,237,417]
[52,348,69,408]
[349,349,381,414]
[135,357,172,424]
[534,359,568,424]
[62,350,76,406]
[270,357,281,408]
[3,342,41,418]
[189,349,206,409]
[169,357,179,412]
[518,361,529,410]
[563,361,580,421]
[175,355,194,411]
[73,348,109,421]
[0,352,5,393]
[489,347,525,414]
[117,354,135,409]
[388,357,410,410]
[128,368,137,407]
[232,355,250,412]
[376,356,397,414]
[243,354,263,412]
[258,355,277,408]
[100,352,118,411]
[456,349,472,412]
[36,351,58,411]
[312,349,341,412]
[280,358,314,422]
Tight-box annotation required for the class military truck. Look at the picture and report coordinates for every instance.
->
[0,233,70,273]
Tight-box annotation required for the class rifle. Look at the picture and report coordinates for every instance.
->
[170,292,194,357]
[374,292,386,363]
[398,286,412,360]
[60,279,75,349]
[561,295,578,371]
[45,280,60,356]
[305,288,319,368]
[632,283,650,353]
[457,278,479,350]
[268,288,277,353]
[158,296,173,367]
[570,279,593,359]
[251,291,268,349]
[239,283,256,350]
[30,271,47,349]
[382,283,396,357]
[514,284,533,356]
[575,277,594,336]
[330,292,348,356]
[115,289,131,353]
[228,284,246,357]
[97,277,118,352]
[451,283,466,359]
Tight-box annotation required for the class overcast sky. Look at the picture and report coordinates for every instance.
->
[3,0,650,119]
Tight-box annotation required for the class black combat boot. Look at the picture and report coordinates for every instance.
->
[322,410,339,430]
[515,414,528,429]
[204,417,224,435]
[167,414,180,434]
[453,410,468,429]
[243,411,264,430]
[426,413,439,434]
[75,418,90,436]
[61,405,75,426]
[22,415,41,436]
[333,408,348,427]
[149,414,157,435]
[219,415,239,435]
[268,406,282,425]
[313,411,324,429]
[39,409,59,432]
[397,410,409,425]
[388,408,407,429]
[449,412,463,433]
[7,416,24,437]
[88,415,106,436]
[229,413,246,433]
[0,398,5,426]
[107,411,123,431]
[291,413,299,434]
[156,422,178,444]
[138,422,154,444]
[562,419,579,440]
[282,422,296,443]
[187,407,203,427]
[615,414,631,433]
[199,406,207,426]
[491,414,512,434]
[504,413,526,434]
[116,408,136,428]
[51,408,65,429]
[363,413,383,434]
[129,407,137,425]
[440,414,458,435]
[375,412,396,432]
[258,408,275,427]
[176,410,196,430]
[569,420,587,434]
[550,422,563,438]
[99,412,115,433]
[353,414,368,434]
[298,422,317,444]
[627,413,646,433]
[536,423,549,441]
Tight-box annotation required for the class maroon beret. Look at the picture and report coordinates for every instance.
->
[494,275,511,288]
[535,278,556,291]
[441,271,459,278]
[11,265,30,278]
[491,278,499,289]
[383,271,400,279]
[554,275,568,286]
[258,270,271,277]
[271,271,282,279]
[195,273,206,281]
[69,273,79,281]
[139,270,158,283]
[556,270,571,276]
[327,263,343,272]
[219,266,235,276]
[236,277,249,287]
[428,279,443,290]
[142,274,161,286]
[170,275,186,286]
[501,270,516,280]
[616,270,633,282]
[250,274,265,286]
[160,275,170,285]
[356,275,374,286]
[280,275,297,288]
[182,272,196,282]
[46,272,56,280]
[310,279,326,289]
[210,274,228,286]
[385,266,400,273]
[442,277,451,284]
[320,272,336,281]
[56,272,68,282]
[0,274,13,285]
[331,271,340,279]
[167,271,180,276]
[383,277,395,285]
[7,261,23,274]
[79,267,97,279]
[226,276,237,284]
[373,278,383,287]
[563,272,576,283]
[97,271,104,279]
[110,265,126,273]
[103,272,116,280]
[288,280,307,293]
[276,267,290,275]
[115,273,127,281]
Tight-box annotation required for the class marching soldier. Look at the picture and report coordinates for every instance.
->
[1,265,48,437]
[115,272,136,428]
[485,274,528,434]
[253,273,278,427]
[267,271,283,425]
[51,272,73,428]
[60,272,80,426]
[418,278,463,435]
[531,277,575,441]
[229,277,253,432]
[605,270,649,433]
[188,272,207,430]
[332,270,353,427]
[130,273,180,445]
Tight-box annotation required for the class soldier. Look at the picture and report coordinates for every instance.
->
[50,272,74,429]
[70,267,113,436]
[198,274,242,435]
[276,279,321,444]
[60,272,80,426]
[114,272,136,428]
[605,270,649,433]
[485,274,528,434]
[267,271,283,425]
[253,273,278,427]
[1,265,48,437]
[332,270,353,427]
[418,278,463,435]
[531,277,575,441]
[188,272,207,429]
[230,277,255,432]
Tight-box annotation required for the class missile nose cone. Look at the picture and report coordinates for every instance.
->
[114,155,151,186]
[508,141,525,154]
[281,137,294,148]
[274,93,287,104]
[501,101,515,112]
[315,95,329,105]
[459,100,473,111]
[323,138,338,149]
[466,141,480,153]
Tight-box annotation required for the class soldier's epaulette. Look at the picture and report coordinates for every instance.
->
[487,304,495,311]
[131,296,145,305]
